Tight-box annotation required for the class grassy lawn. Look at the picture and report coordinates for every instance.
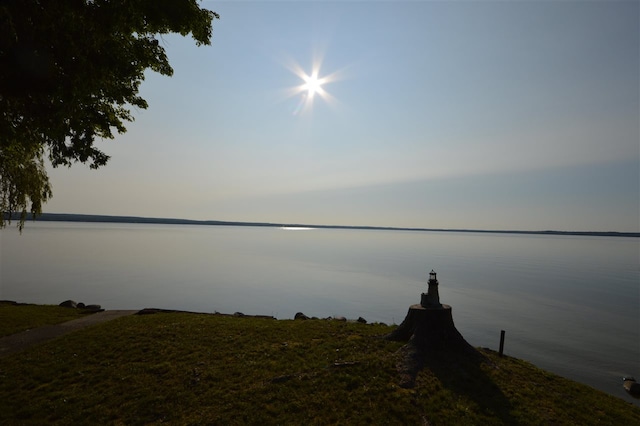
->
[0,310,639,424]
[0,302,92,337]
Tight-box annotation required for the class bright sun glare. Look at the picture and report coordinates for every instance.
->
[282,55,342,115]
[302,72,325,98]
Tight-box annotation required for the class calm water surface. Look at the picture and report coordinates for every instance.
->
[1,222,638,405]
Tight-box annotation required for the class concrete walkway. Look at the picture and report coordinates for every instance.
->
[0,310,138,358]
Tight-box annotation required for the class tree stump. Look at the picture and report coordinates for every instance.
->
[386,304,476,354]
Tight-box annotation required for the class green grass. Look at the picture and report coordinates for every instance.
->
[0,310,639,425]
[0,302,91,337]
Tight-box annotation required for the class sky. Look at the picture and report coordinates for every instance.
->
[45,0,639,232]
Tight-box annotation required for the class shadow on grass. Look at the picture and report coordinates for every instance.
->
[397,342,515,424]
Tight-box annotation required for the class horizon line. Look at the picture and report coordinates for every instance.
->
[8,212,639,238]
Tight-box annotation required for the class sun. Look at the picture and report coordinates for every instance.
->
[281,55,343,115]
[301,72,325,99]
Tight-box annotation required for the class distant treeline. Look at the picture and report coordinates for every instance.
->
[5,212,639,238]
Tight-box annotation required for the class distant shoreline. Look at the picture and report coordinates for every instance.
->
[8,213,639,238]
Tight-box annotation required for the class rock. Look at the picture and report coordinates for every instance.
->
[84,304,102,312]
[357,316,367,324]
[233,312,245,317]
[294,312,309,320]
[252,315,277,320]
[59,300,77,308]
[77,302,86,309]
[623,377,640,396]
[333,316,347,322]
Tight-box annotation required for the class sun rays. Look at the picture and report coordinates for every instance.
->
[281,54,343,115]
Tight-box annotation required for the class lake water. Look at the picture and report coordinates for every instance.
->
[1,221,638,405]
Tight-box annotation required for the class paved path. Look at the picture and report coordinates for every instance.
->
[0,310,138,358]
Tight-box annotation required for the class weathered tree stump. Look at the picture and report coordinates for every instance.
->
[386,304,476,354]
[387,271,481,387]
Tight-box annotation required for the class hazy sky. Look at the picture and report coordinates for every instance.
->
[46,0,639,232]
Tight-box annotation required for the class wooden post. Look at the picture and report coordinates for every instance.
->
[499,330,506,357]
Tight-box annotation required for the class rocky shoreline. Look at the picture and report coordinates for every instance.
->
[2,299,377,324]
[50,300,374,324]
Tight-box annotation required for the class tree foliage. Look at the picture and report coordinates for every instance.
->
[0,0,218,230]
